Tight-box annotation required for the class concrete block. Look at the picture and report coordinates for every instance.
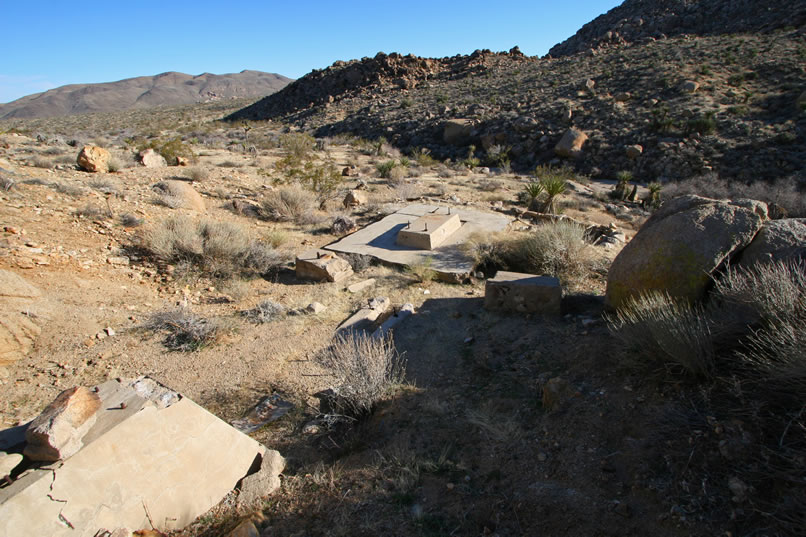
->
[347,278,376,293]
[337,297,390,335]
[484,271,562,315]
[295,249,353,283]
[0,378,266,536]
[397,213,461,250]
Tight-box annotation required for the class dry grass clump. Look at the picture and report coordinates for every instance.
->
[187,166,210,182]
[144,308,226,351]
[241,300,286,323]
[316,332,406,418]
[506,220,595,283]
[260,185,318,224]
[607,291,715,378]
[144,216,287,278]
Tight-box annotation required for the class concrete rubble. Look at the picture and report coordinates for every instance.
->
[0,377,277,537]
[484,271,562,315]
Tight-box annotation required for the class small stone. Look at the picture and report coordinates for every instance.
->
[104,327,116,337]
[681,80,699,93]
[305,302,327,314]
[343,190,368,208]
[614,91,631,102]
[107,256,130,266]
[625,144,643,159]
[237,449,285,507]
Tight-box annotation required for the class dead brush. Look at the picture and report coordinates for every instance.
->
[144,308,227,351]
[260,185,318,224]
[241,300,286,323]
[316,331,406,419]
[606,291,715,378]
[505,220,596,284]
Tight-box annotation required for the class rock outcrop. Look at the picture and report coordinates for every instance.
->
[737,218,806,267]
[152,180,206,212]
[548,0,806,58]
[605,195,768,309]
[139,148,168,168]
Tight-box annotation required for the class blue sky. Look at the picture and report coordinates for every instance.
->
[1,0,621,103]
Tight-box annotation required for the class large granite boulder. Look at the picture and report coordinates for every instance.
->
[738,218,806,267]
[76,145,110,173]
[605,195,767,309]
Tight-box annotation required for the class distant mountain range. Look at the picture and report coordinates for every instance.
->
[0,70,293,119]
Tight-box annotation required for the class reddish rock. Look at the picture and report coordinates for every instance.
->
[24,386,102,461]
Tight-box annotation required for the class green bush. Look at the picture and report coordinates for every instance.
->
[376,160,398,178]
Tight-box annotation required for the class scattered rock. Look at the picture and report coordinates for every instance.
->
[625,144,643,159]
[443,119,473,145]
[484,271,562,315]
[237,449,285,507]
[606,195,767,309]
[152,180,206,212]
[343,189,368,208]
[295,249,353,283]
[138,148,167,168]
[331,215,357,235]
[107,256,130,265]
[337,296,390,334]
[24,386,102,462]
[176,156,191,166]
[554,128,588,158]
[614,91,631,102]
[681,80,700,93]
[342,165,359,177]
[306,302,327,314]
[76,145,110,173]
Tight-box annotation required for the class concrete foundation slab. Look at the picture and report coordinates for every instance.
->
[295,249,353,283]
[397,213,462,250]
[0,378,265,536]
[325,204,511,278]
[484,271,562,315]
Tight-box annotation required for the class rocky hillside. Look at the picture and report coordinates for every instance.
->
[0,70,292,119]
[548,0,806,57]
[229,30,805,185]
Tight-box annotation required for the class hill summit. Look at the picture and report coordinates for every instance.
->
[0,70,292,119]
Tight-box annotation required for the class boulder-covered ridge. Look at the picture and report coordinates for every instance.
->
[0,70,293,119]
[229,49,532,122]
[548,0,806,57]
[227,30,805,183]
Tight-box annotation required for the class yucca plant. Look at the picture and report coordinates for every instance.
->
[523,181,544,211]
[539,175,567,215]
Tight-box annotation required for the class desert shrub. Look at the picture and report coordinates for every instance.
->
[144,308,225,351]
[394,182,420,201]
[279,132,315,160]
[107,156,123,172]
[187,166,210,182]
[260,185,317,224]
[522,181,544,211]
[538,175,568,215]
[141,137,196,165]
[505,220,593,282]
[242,300,286,323]
[662,174,805,217]
[316,331,406,418]
[685,111,717,136]
[376,160,397,179]
[462,231,510,274]
[119,213,144,227]
[74,204,108,219]
[1,176,15,191]
[89,179,120,196]
[344,253,373,273]
[607,291,715,378]
[31,156,53,169]
[411,147,437,167]
[485,144,511,169]
[144,216,286,278]
[405,257,437,283]
[218,160,243,168]
[713,260,806,392]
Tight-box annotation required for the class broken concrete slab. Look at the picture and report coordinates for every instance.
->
[325,204,511,279]
[237,449,285,507]
[484,271,562,315]
[295,249,353,283]
[0,452,22,479]
[347,278,376,294]
[24,386,101,462]
[231,393,293,434]
[0,378,266,536]
[375,303,415,338]
[337,297,390,335]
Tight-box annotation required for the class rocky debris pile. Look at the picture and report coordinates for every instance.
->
[229,49,533,122]
[548,0,806,57]
[605,195,804,309]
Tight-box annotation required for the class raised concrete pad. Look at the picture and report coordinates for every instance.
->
[397,213,462,250]
[0,378,265,536]
[325,204,511,279]
[484,271,562,315]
